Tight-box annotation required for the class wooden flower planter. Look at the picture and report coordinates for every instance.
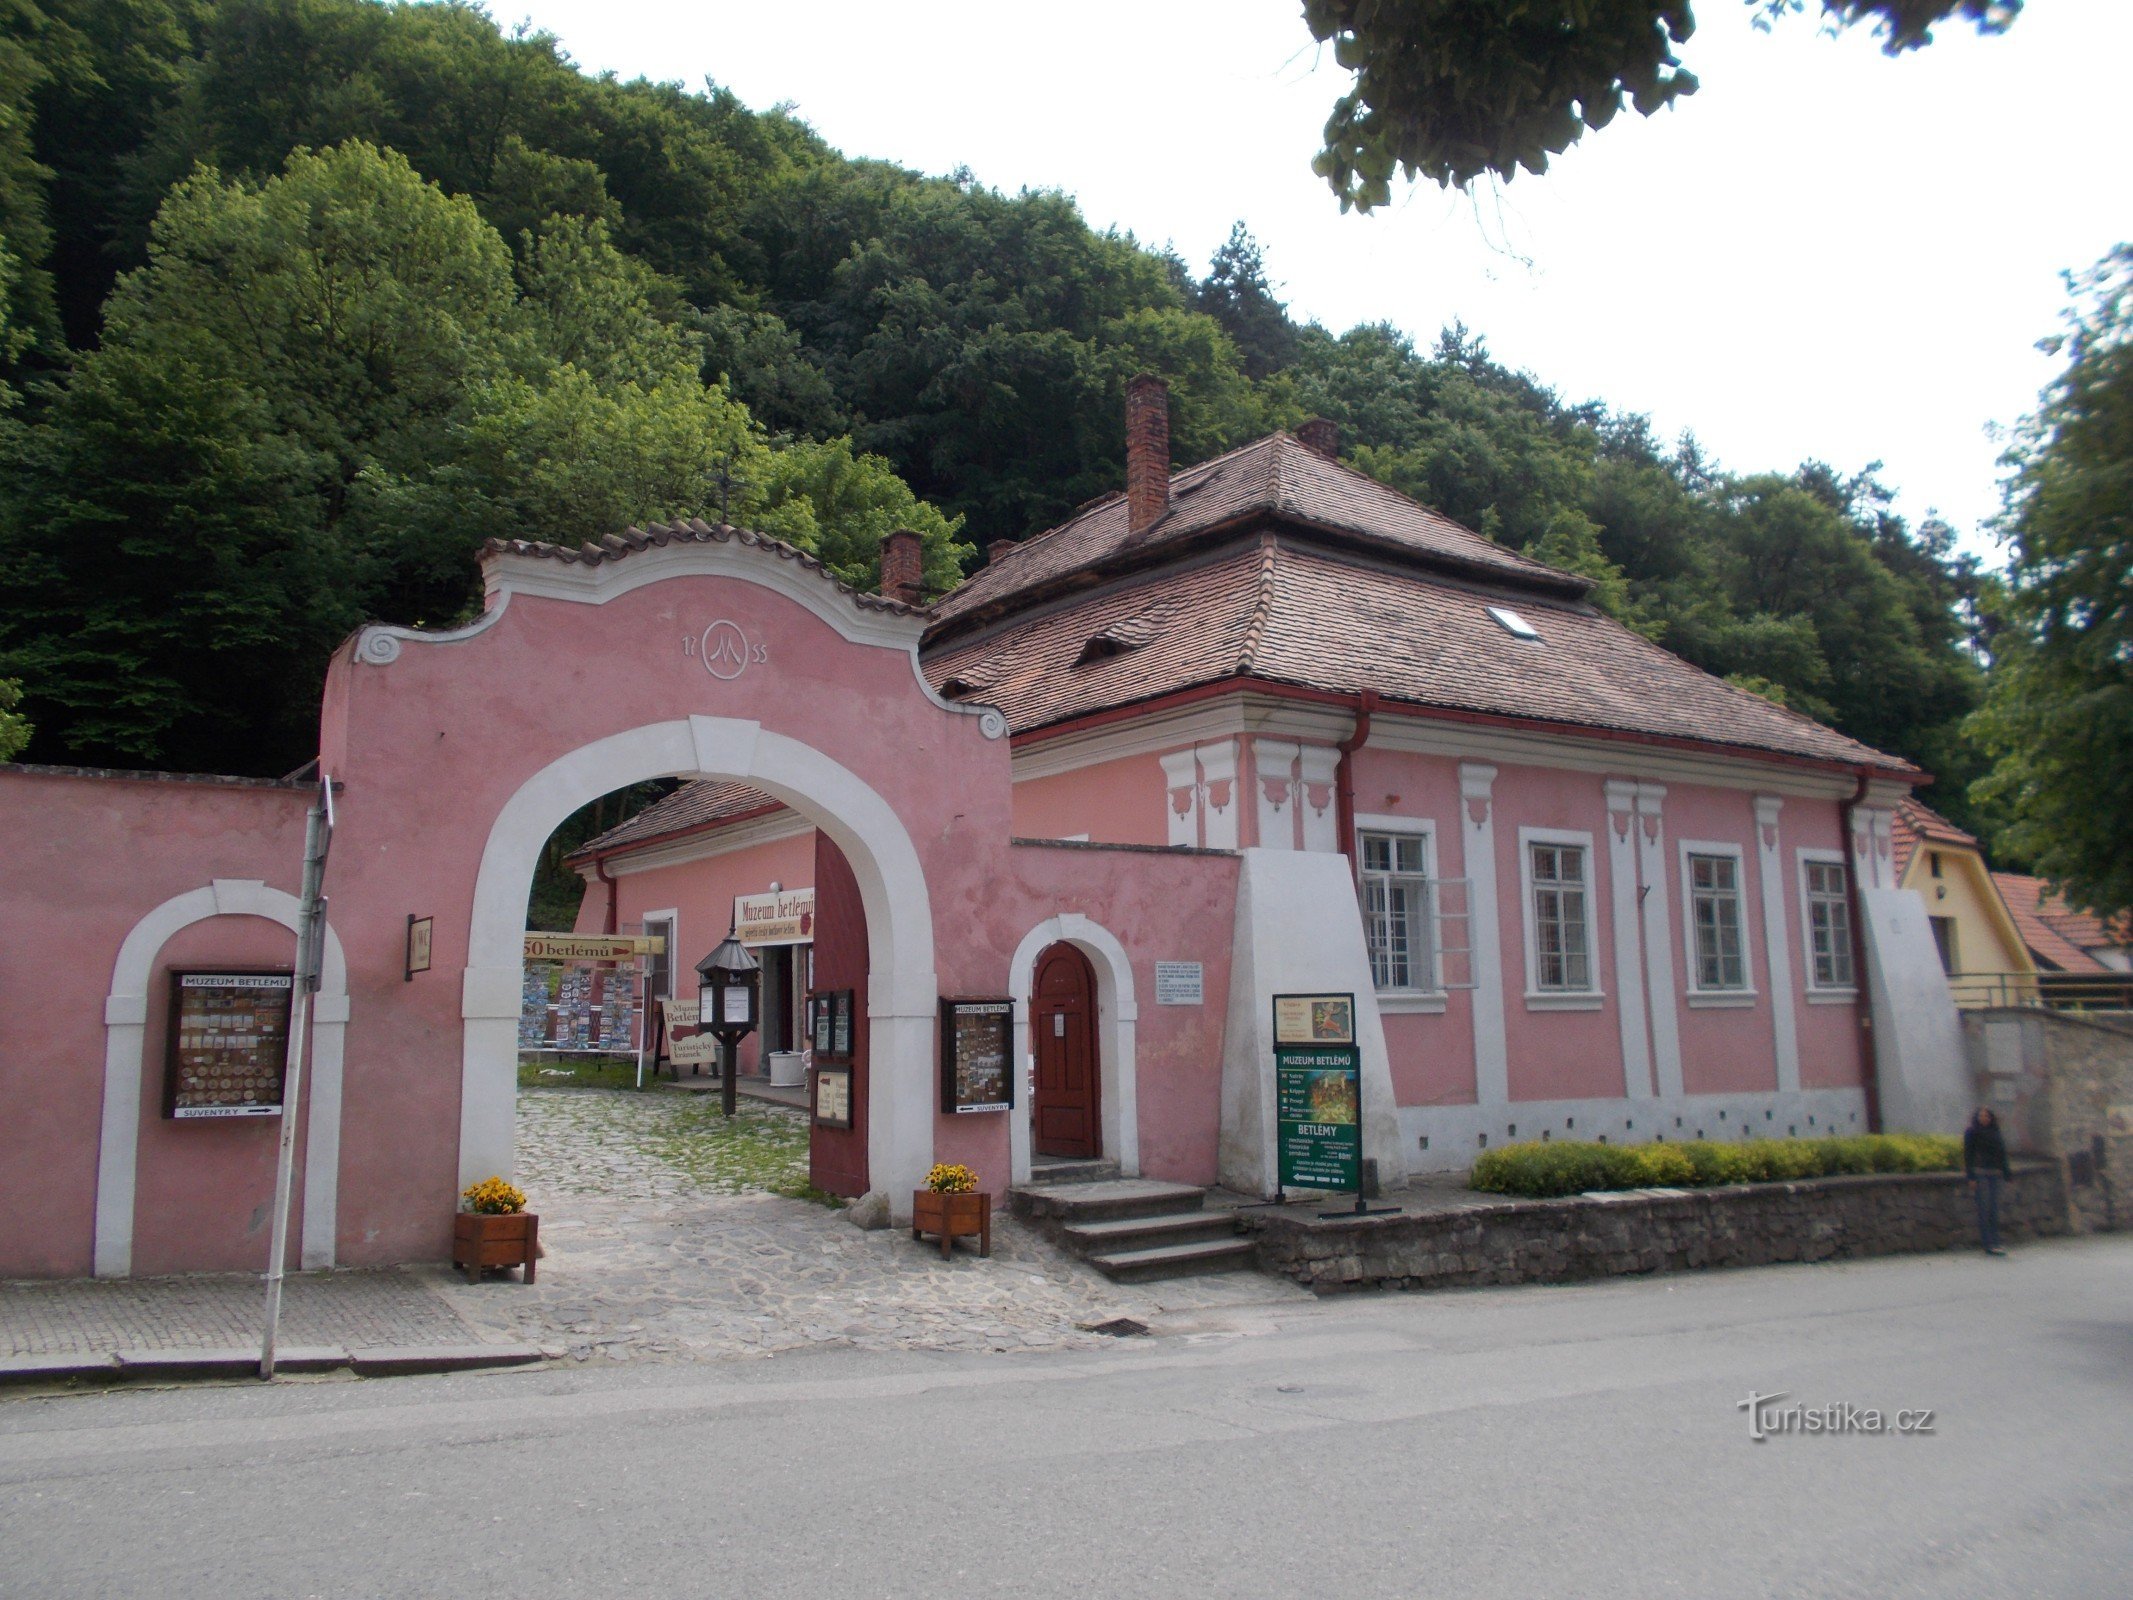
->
[912,1190,991,1259]
[453,1211,539,1284]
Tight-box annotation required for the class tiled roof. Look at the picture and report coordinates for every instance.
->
[1990,872,2124,972]
[927,433,1586,633]
[569,782,786,862]
[1891,796,1978,881]
[483,518,923,615]
[923,536,1917,774]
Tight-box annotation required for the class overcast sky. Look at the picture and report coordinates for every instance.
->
[503,0,2127,555]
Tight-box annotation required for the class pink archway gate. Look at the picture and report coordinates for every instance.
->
[317,524,1014,1253]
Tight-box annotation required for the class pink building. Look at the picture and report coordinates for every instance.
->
[0,379,1968,1279]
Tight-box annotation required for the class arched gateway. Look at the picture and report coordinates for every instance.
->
[323,522,1011,1243]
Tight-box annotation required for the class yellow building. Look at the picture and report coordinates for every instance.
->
[1891,799,2038,1007]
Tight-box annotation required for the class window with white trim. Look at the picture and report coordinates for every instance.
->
[1804,859,1856,989]
[1528,841,1593,992]
[1687,851,1748,991]
[1359,828,1435,991]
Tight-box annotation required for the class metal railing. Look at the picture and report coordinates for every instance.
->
[1946,970,2133,1012]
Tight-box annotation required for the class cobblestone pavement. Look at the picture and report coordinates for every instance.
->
[430,1088,1304,1364]
[1,1269,477,1358]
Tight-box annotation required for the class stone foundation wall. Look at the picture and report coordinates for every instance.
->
[1239,1164,2067,1294]
[1965,1007,2133,1234]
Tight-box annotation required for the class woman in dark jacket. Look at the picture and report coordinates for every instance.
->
[1964,1107,2012,1255]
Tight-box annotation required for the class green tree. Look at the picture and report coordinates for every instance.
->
[1302,1,2021,208]
[0,139,966,772]
[0,674,31,758]
[1971,245,2133,917]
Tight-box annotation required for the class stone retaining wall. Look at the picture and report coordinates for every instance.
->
[1238,1163,2067,1294]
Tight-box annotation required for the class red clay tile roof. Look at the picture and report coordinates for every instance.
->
[928,432,1586,635]
[923,535,1917,774]
[569,781,786,862]
[483,518,923,615]
[1990,872,2125,972]
[1891,796,1978,881]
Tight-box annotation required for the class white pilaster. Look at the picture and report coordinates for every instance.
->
[1604,781,1654,1100]
[1851,806,1895,890]
[1635,784,1684,1102]
[1754,794,1801,1094]
[1158,749,1200,849]
[1251,738,1300,850]
[1460,762,1508,1110]
[1298,745,1341,853]
[1196,739,1240,850]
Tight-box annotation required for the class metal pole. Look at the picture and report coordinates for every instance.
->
[721,1034,737,1118]
[262,777,332,1380]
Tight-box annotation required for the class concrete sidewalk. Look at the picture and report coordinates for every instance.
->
[0,1268,544,1386]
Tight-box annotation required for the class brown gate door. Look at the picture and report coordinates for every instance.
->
[1032,943,1100,1159]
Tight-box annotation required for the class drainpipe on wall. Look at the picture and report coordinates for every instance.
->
[595,854,620,936]
[1840,767,1883,1133]
[1334,689,1380,878]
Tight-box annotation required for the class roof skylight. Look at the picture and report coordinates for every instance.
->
[1488,605,1543,642]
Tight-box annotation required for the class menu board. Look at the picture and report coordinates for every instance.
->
[814,1064,854,1130]
[940,997,1013,1114]
[165,971,293,1119]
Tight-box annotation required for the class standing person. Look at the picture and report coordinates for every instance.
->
[1965,1106,2012,1256]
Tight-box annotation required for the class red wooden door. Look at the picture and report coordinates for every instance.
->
[1032,944,1099,1159]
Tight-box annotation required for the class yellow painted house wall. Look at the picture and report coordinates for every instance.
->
[1899,845,2036,1005]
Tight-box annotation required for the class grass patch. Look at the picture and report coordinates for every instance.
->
[1469,1131,1963,1199]
[518,1054,644,1091]
[642,1097,815,1197]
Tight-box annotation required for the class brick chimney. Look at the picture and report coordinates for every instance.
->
[879,529,924,606]
[988,539,1018,565]
[1297,417,1340,461]
[1126,373,1170,534]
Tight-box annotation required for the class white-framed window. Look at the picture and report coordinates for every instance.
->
[642,910,678,999]
[1518,827,1601,1006]
[1678,841,1754,1001]
[1356,823,1437,994]
[1798,852,1857,994]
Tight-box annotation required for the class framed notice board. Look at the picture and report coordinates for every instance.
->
[813,1064,854,1130]
[809,989,855,1060]
[940,997,1014,1114]
[164,969,294,1119]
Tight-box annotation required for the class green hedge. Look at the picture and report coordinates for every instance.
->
[1468,1132,1963,1199]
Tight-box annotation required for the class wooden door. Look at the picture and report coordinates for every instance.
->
[1032,943,1100,1159]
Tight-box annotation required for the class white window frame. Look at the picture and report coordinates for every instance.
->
[641,908,680,1000]
[1355,814,1445,1013]
[1678,840,1756,1006]
[1797,850,1859,1001]
[1518,826,1603,1009]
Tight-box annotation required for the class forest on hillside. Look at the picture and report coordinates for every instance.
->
[0,0,2097,877]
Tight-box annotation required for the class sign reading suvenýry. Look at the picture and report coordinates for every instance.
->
[734,887,815,946]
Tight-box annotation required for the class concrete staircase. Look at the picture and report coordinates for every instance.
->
[1010,1176,1257,1282]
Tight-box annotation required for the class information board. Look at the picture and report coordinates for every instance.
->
[1275,1045,1361,1192]
[810,989,855,1060]
[165,971,293,1119]
[1154,961,1204,1006]
[519,961,640,1053]
[1273,992,1355,1046]
[814,1064,854,1129]
[940,997,1014,1113]
[659,998,720,1068]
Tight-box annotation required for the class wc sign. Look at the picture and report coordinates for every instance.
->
[683,620,769,681]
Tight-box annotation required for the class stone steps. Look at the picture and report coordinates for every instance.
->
[1021,1157,1121,1187]
[1010,1178,1260,1282]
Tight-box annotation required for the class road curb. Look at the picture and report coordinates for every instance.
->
[2,1344,548,1388]
[346,1344,547,1377]
[0,1352,122,1387]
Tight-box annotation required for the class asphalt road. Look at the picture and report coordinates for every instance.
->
[3,1237,2130,1600]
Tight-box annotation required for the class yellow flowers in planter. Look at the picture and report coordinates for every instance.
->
[924,1162,977,1194]
[461,1175,528,1215]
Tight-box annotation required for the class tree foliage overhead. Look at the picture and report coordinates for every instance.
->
[1970,246,2133,918]
[0,0,1990,834]
[1302,0,2021,208]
